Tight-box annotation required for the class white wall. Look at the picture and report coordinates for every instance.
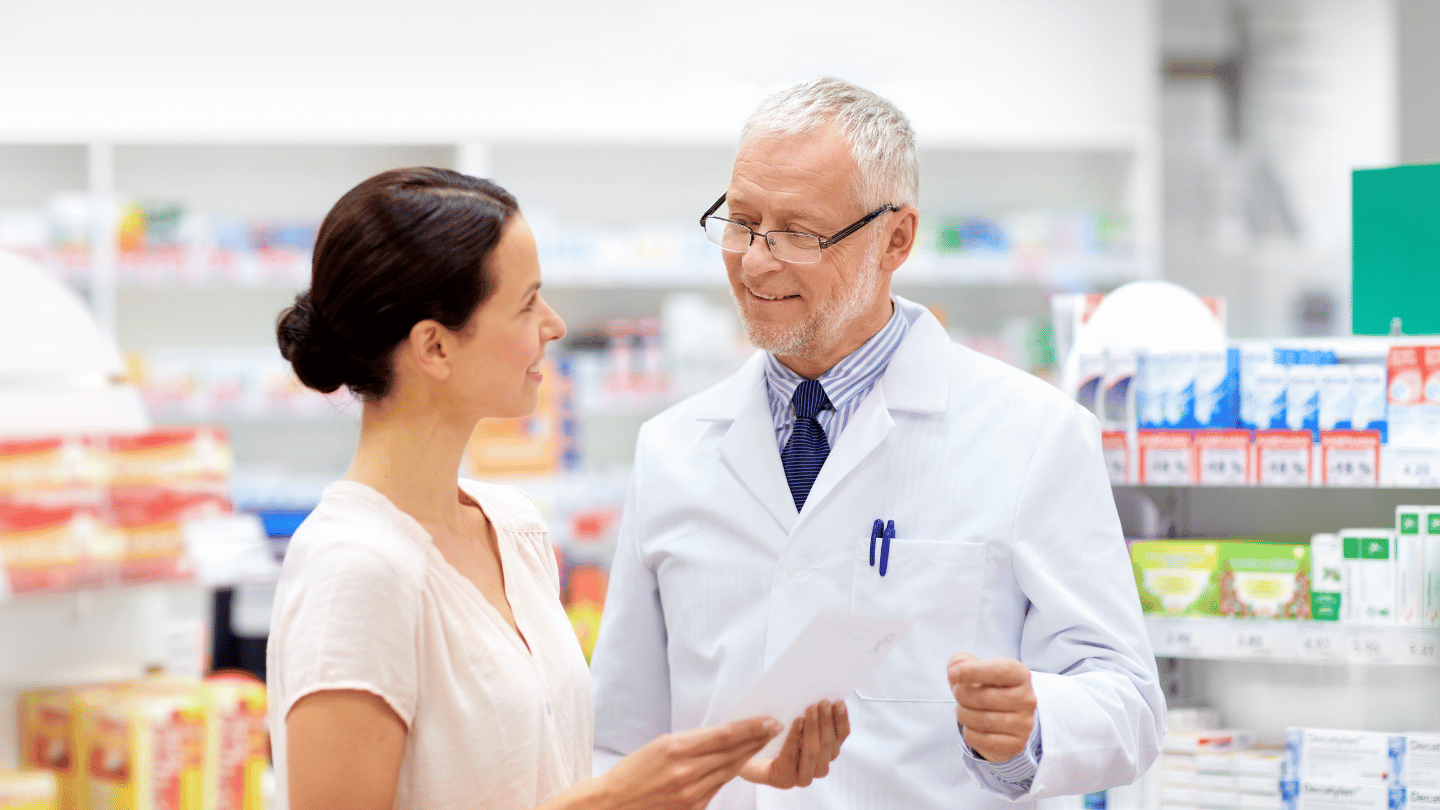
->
[0,0,1155,145]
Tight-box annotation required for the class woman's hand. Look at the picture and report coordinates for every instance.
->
[739,700,850,789]
[577,716,783,810]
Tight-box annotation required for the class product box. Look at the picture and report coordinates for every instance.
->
[75,685,210,810]
[1319,366,1356,432]
[1339,530,1398,625]
[1196,348,1241,430]
[1352,364,1389,443]
[1410,788,1440,810]
[17,687,80,810]
[1076,352,1106,420]
[1287,365,1322,439]
[1395,507,1428,626]
[0,770,58,810]
[1219,541,1312,620]
[1405,734,1440,790]
[1397,507,1440,626]
[1167,730,1257,755]
[203,673,268,810]
[1132,541,1221,617]
[1102,350,1139,432]
[1284,728,1405,784]
[0,502,119,594]
[1425,346,1440,443]
[1389,346,1429,450]
[0,436,108,509]
[1311,534,1344,622]
[1278,781,1404,810]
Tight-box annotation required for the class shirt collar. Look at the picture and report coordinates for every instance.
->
[764,298,912,412]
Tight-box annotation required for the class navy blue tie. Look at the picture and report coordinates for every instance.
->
[781,379,832,511]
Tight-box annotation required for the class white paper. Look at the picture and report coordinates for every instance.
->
[723,608,913,759]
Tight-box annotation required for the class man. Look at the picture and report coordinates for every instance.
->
[590,77,1165,810]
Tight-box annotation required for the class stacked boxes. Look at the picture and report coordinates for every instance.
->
[1280,728,1410,810]
[1395,506,1440,626]
[16,672,267,810]
[1131,539,1312,620]
[1161,729,1260,810]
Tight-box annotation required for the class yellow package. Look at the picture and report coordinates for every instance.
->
[0,770,59,810]
[203,674,268,810]
[75,687,207,810]
[18,687,83,810]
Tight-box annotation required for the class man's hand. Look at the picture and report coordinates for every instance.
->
[947,653,1037,763]
[739,699,850,789]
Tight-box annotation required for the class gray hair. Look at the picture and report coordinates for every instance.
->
[740,77,919,210]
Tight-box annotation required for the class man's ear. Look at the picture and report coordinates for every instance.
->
[404,320,453,381]
[880,206,919,274]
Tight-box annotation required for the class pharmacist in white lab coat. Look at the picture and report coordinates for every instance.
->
[589,77,1166,810]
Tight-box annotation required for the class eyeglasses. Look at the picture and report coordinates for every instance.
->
[699,193,899,264]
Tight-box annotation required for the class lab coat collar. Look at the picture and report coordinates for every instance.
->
[697,295,953,532]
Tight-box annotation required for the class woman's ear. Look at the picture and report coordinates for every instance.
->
[403,320,453,381]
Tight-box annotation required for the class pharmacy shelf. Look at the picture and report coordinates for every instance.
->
[1146,616,1440,666]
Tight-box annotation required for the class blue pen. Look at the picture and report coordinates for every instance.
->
[869,519,883,567]
[879,520,894,576]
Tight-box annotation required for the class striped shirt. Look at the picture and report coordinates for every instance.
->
[765,300,911,452]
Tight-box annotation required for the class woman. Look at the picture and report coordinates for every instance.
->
[267,168,837,810]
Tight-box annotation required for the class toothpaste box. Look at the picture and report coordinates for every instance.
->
[1101,350,1139,432]
[1405,734,1440,790]
[1395,507,1429,626]
[1136,351,1163,430]
[1284,728,1405,784]
[1247,361,1289,432]
[1197,348,1241,429]
[1410,788,1440,810]
[1279,781,1404,810]
[1165,351,1200,428]
[1311,534,1345,622]
[1339,530,1398,625]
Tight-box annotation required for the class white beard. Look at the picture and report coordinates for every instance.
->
[736,232,885,358]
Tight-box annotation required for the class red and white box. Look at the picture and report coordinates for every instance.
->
[1194,430,1252,486]
[1255,429,1314,486]
[1319,430,1382,486]
[1138,430,1195,485]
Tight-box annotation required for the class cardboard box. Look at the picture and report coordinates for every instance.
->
[202,674,268,810]
[1278,781,1403,810]
[75,685,210,810]
[1132,541,1222,617]
[1284,728,1404,784]
[1311,534,1345,623]
[0,770,58,810]
[1220,541,1312,620]
[1405,734,1440,790]
[1339,530,1398,625]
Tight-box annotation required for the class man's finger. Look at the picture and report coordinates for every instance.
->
[951,682,1036,712]
[947,656,1030,688]
[954,705,1034,738]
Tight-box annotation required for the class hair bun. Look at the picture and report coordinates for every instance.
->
[276,293,349,394]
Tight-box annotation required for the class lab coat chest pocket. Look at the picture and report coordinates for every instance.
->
[850,538,987,702]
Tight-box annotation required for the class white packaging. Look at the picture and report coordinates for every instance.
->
[1196,350,1235,429]
[1102,349,1139,432]
[1167,786,1203,805]
[1396,507,1427,626]
[1201,774,1238,789]
[1288,365,1322,435]
[1279,781,1403,810]
[1417,508,1440,627]
[1237,751,1287,780]
[1137,351,1163,429]
[1250,363,1289,431]
[1338,530,1398,625]
[1312,533,1345,623]
[1319,366,1356,432]
[1242,794,1282,810]
[1352,364,1389,439]
[1406,734,1440,790]
[1284,728,1405,784]
[1201,788,1239,809]
[1110,763,1163,810]
[1170,731,1258,755]
[1408,788,1440,810]
[1164,351,1200,428]
[1077,352,1107,420]
[1241,343,1274,428]
[1239,776,1281,796]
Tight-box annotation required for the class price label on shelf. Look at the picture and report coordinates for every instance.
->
[1402,634,1440,666]
[1256,431,1313,486]
[1348,632,1393,664]
[1389,448,1440,488]
[1230,628,1277,658]
[1297,627,1346,661]
[1145,449,1192,485]
[1155,623,1202,657]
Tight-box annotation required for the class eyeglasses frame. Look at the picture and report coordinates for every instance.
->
[699,193,900,262]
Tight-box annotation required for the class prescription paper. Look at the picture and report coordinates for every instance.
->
[724,608,913,759]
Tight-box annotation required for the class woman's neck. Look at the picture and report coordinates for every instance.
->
[344,393,475,529]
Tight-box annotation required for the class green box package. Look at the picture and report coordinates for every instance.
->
[1130,540,1222,616]
[1218,541,1311,619]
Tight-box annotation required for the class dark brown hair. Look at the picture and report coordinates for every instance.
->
[276,167,519,400]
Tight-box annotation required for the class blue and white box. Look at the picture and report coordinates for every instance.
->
[1287,364,1322,437]
[1352,363,1390,442]
[1320,365,1357,432]
[1279,781,1405,810]
[1284,728,1406,785]
[1196,348,1240,429]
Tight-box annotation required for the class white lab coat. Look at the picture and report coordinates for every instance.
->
[590,296,1164,810]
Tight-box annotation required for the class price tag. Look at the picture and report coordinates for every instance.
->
[1104,447,1128,485]
[1390,449,1440,488]
[1348,632,1393,664]
[1259,448,1310,486]
[1231,628,1276,658]
[1156,623,1201,657]
[1145,449,1193,485]
[1325,450,1378,486]
[1198,447,1248,485]
[1297,627,1345,661]
[1402,634,1440,665]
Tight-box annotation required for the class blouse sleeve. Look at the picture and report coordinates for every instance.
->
[270,539,422,727]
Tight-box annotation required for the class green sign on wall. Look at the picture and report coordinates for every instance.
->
[1352,163,1440,336]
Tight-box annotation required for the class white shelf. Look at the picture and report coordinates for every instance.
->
[1146,616,1440,666]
